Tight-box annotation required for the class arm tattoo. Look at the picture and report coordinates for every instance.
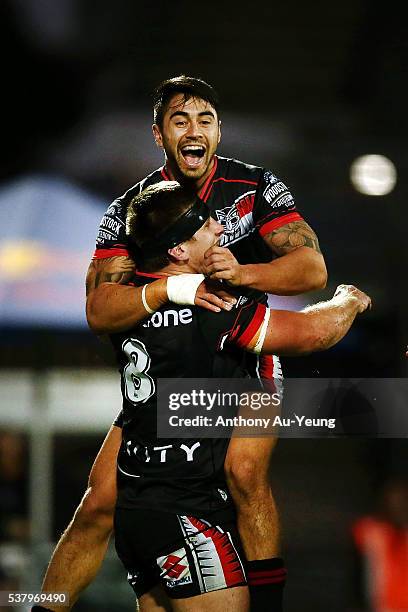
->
[86,256,135,295]
[264,220,322,256]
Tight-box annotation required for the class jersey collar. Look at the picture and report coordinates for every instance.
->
[160,155,218,203]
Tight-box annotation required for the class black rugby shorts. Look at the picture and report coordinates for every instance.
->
[114,506,247,599]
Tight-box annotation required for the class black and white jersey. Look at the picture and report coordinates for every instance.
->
[95,156,295,514]
[94,156,303,303]
[94,155,300,379]
[111,272,269,516]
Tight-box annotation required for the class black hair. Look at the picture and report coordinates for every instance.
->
[126,181,196,271]
[153,75,220,127]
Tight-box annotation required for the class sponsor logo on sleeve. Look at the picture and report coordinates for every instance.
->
[262,172,294,209]
[96,200,125,244]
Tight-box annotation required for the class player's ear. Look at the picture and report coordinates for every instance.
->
[168,243,188,262]
[218,120,222,144]
[152,124,164,149]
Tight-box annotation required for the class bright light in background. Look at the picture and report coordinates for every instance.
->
[0,241,46,279]
[350,154,397,196]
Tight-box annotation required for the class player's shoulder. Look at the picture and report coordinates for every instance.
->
[115,167,164,207]
[216,156,264,182]
[138,167,167,191]
[102,168,164,223]
[95,168,164,249]
[216,157,286,189]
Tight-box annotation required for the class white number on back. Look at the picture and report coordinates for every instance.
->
[122,338,155,405]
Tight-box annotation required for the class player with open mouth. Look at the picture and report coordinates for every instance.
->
[35,76,329,612]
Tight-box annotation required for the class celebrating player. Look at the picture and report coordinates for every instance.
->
[113,182,370,612]
[35,76,328,612]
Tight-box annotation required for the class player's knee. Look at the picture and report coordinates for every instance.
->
[225,456,269,501]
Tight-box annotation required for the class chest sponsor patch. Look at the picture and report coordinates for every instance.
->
[217,191,256,246]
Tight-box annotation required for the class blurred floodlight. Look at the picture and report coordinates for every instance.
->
[0,241,46,280]
[350,155,397,196]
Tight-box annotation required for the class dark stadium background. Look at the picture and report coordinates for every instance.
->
[0,1,407,611]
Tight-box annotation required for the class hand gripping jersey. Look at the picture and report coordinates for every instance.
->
[94,155,302,379]
[94,156,303,296]
[110,273,271,517]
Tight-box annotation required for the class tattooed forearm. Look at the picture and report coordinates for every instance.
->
[86,256,135,295]
[264,221,322,256]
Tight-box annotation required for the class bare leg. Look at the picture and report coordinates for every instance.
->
[169,587,249,612]
[40,425,121,611]
[224,437,279,559]
[139,585,172,612]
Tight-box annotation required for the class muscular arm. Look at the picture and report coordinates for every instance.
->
[86,256,235,335]
[204,220,328,295]
[86,256,169,334]
[243,220,327,294]
[247,285,371,356]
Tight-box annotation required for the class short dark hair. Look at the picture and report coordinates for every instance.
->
[153,75,220,127]
[126,181,196,271]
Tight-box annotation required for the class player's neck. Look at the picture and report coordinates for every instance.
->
[164,156,216,191]
[156,262,197,276]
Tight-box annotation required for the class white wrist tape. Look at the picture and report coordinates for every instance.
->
[253,308,271,354]
[167,274,205,305]
[141,284,156,314]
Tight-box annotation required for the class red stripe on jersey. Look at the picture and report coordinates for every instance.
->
[203,175,258,203]
[160,158,218,204]
[236,193,255,218]
[259,354,274,379]
[234,304,267,349]
[258,212,303,237]
[199,156,218,201]
[93,247,130,259]
[213,178,257,186]
[135,270,165,279]
[187,516,245,587]
[161,166,171,181]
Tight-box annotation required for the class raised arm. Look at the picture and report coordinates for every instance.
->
[249,285,371,356]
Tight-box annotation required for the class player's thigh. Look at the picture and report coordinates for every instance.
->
[170,585,249,612]
[225,375,281,479]
[86,423,122,512]
[139,585,172,612]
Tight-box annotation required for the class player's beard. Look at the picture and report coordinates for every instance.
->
[164,147,215,190]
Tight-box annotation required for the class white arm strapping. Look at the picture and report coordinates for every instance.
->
[166,274,205,305]
[253,308,271,354]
